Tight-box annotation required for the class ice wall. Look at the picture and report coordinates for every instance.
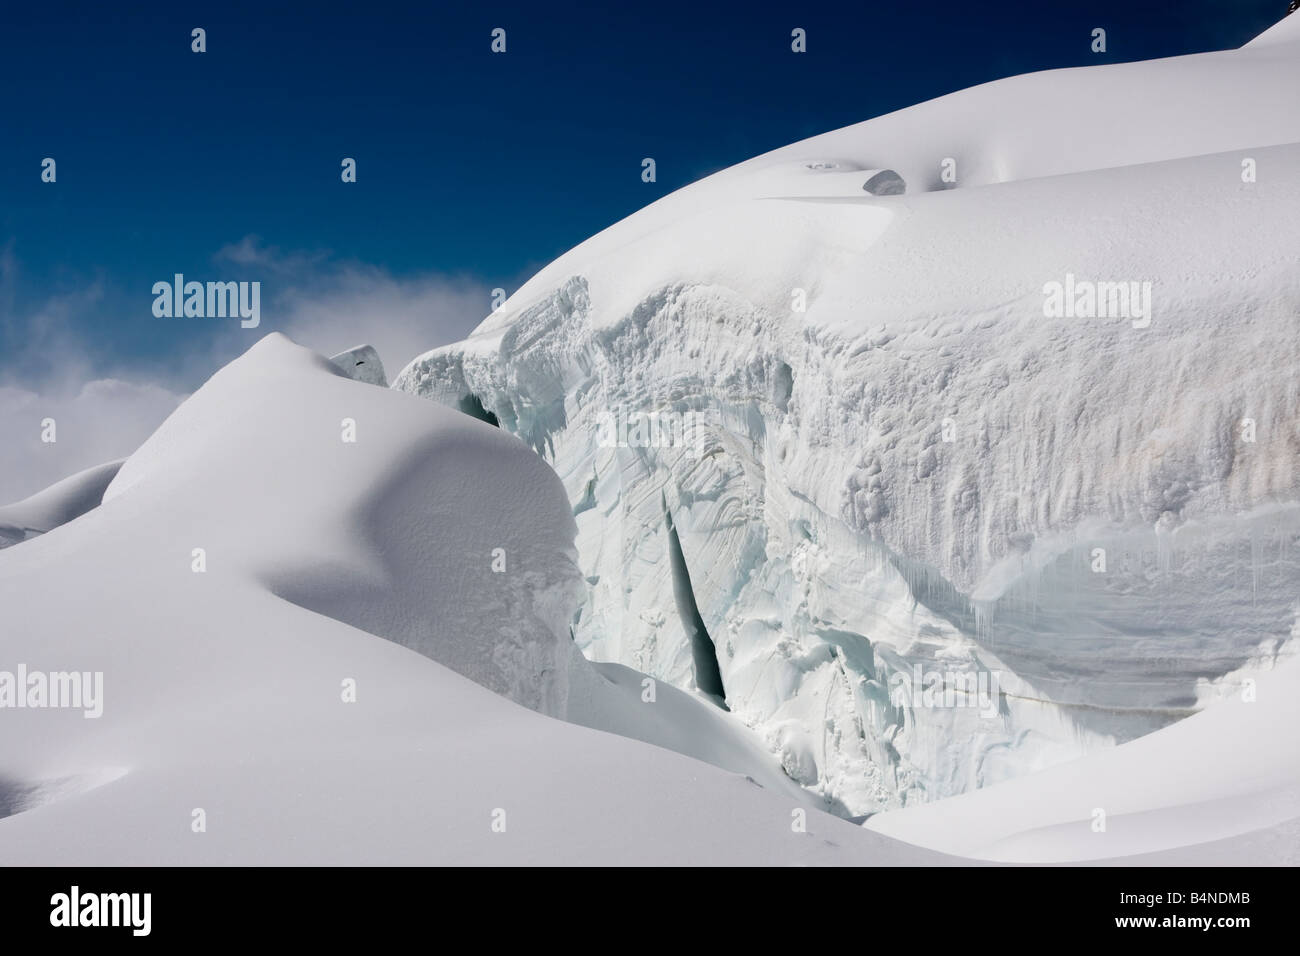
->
[395,36,1300,814]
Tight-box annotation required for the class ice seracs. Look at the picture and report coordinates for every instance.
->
[329,344,388,387]
[395,16,1300,819]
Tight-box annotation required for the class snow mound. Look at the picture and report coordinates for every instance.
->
[103,334,583,717]
[0,459,123,549]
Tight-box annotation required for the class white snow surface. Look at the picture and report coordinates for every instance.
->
[0,460,123,550]
[395,16,1300,826]
[866,651,1300,862]
[1,334,932,864]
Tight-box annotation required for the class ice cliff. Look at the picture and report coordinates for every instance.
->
[395,17,1300,815]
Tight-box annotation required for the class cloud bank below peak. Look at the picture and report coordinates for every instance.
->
[1,236,497,503]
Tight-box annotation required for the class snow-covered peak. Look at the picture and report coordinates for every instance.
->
[1246,7,1300,47]
[459,17,1300,328]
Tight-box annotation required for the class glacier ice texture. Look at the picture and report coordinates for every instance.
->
[395,23,1300,815]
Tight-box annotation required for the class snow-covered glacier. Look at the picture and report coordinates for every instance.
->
[395,15,1300,816]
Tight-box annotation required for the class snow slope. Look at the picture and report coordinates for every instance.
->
[0,333,920,864]
[395,18,1300,819]
[0,460,123,550]
[867,652,1300,862]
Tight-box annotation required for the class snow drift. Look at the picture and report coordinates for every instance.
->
[0,460,123,550]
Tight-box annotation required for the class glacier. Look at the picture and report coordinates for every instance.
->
[394,15,1300,816]
[3,10,1299,868]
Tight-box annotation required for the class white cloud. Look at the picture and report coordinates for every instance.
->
[0,379,185,504]
[0,263,186,503]
[215,235,492,376]
[274,270,490,378]
[0,237,496,503]
[214,235,330,274]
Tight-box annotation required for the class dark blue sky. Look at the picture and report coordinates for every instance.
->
[0,0,1286,385]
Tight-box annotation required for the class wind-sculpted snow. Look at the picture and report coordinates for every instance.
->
[0,459,123,549]
[397,26,1300,817]
[2,333,877,863]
